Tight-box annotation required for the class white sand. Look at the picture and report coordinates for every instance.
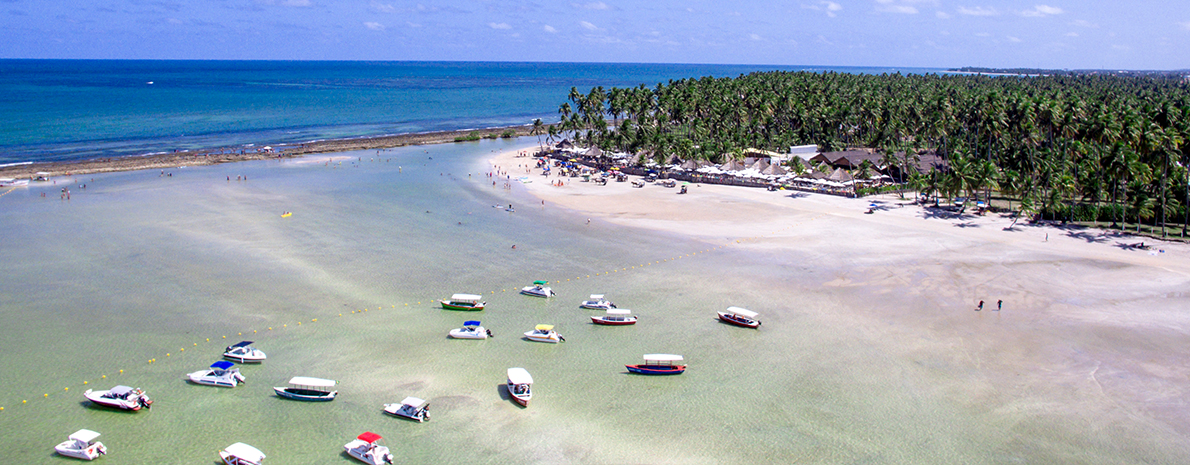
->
[491,147,1190,453]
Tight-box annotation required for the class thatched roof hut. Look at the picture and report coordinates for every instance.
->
[583,146,603,157]
[680,159,700,170]
[762,163,787,176]
[751,158,770,172]
[720,159,746,171]
[827,167,854,182]
[556,139,574,149]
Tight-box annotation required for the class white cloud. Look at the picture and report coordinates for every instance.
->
[489,22,512,30]
[936,11,951,18]
[543,25,557,33]
[974,32,990,37]
[364,22,385,31]
[371,1,396,13]
[256,0,312,6]
[574,2,609,9]
[749,33,762,41]
[1181,21,1190,31]
[803,1,842,18]
[167,18,183,25]
[1070,19,1098,28]
[875,0,920,14]
[1007,35,1022,42]
[580,20,599,31]
[958,6,998,16]
[1020,5,1062,17]
[1065,32,1078,37]
[406,22,421,28]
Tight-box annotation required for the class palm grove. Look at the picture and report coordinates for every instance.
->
[534,71,1190,238]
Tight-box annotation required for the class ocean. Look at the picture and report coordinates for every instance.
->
[0,60,945,165]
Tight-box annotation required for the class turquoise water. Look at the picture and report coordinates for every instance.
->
[2,139,1185,463]
[0,60,946,165]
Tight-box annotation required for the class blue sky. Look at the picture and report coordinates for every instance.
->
[2,0,1185,69]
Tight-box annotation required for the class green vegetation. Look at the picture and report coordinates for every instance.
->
[554,72,1190,237]
[453,131,483,142]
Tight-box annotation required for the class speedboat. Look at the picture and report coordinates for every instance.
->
[440,293,486,311]
[626,354,686,375]
[220,442,266,465]
[717,306,761,328]
[84,385,152,410]
[448,320,491,339]
[274,376,337,401]
[383,396,430,422]
[591,309,636,326]
[506,368,533,407]
[187,361,246,387]
[520,280,555,298]
[223,341,266,363]
[523,324,563,343]
[54,429,106,461]
[579,294,616,310]
[344,432,393,465]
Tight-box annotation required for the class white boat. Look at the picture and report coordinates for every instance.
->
[223,341,266,363]
[0,178,29,187]
[344,432,393,465]
[220,442,266,465]
[383,396,430,422]
[523,324,563,343]
[440,293,486,311]
[579,294,616,310]
[54,429,106,461]
[507,367,533,407]
[520,280,555,298]
[717,306,761,328]
[187,361,246,387]
[591,308,637,326]
[274,376,337,401]
[448,320,491,339]
[84,385,152,410]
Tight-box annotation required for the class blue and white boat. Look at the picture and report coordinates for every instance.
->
[274,376,337,401]
[626,354,686,375]
[520,280,554,298]
[187,361,246,388]
[448,320,491,339]
[223,341,267,363]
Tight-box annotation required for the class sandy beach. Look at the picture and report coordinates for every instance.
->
[491,146,1190,455]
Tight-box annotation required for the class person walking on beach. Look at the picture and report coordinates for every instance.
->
[996,300,1002,311]
[977,300,984,311]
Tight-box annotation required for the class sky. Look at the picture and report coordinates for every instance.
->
[1,0,1186,69]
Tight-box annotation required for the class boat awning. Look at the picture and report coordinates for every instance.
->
[400,396,427,408]
[357,432,382,444]
[450,293,482,302]
[224,443,265,461]
[211,361,236,370]
[534,324,554,331]
[726,306,759,319]
[229,341,254,348]
[607,309,631,315]
[532,280,549,285]
[463,320,481,326]
[644,354,684,362]
[288,376,336,387]
[507,367,533,384]
[110,385,135,396]
[589,294,604,300]
[69,429,101,443]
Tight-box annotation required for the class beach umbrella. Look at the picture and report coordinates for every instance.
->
[720,159,746,171]
[680,159,699,170]
[761,163,787,176]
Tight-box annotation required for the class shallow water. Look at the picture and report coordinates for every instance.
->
[1,139,1187,464]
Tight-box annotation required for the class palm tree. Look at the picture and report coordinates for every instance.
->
[531,119,545,153]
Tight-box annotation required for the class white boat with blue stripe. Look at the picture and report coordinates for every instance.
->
[187,361,246,388]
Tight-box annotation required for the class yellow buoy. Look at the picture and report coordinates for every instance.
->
[119,370,123,374]
[312,318,317,322]
[83,381,88,385]
[166,353,170,357]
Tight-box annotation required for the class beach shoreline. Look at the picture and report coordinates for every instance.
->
[0,124,539,179]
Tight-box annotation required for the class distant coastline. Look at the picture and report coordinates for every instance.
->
[948,66,1190,78]
[0,125,536,179]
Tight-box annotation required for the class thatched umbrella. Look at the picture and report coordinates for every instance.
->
[584,146,603,157]
[809,170,828,179]
[751,158,770,172]
[762,163,787,176]
[720,159,746,171]
[827,167,853,182]
[556,139,574,149]
[680,159,699,170]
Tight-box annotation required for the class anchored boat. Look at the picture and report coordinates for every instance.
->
[54,429,106,461]
[187,361,246,388]
[448,320,491,339]
[506,367,533,407]
[220,442,266,465]
[274,376,337,401]
[440,293,486,310]
[344,432,393,465]
[84,385,152,410]
[223,341,266,363]
[383,396,430,422]
[626,354,686,375]
[523,324,563,343]
[591,308,637,325]
[579,294,616,310]
[717,306,761,328]
[520,280,555,298]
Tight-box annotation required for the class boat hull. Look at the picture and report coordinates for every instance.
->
[579,302,615,310]
[523,331,560,343]
[83,389,150,410]
[383,404,430,422]
[448,329,488,339]
[274,387,337,401]
[55,442,105,461]
[440,302,485,311]
[626,364,687,375]
[223,354,266,363]
[591,316,637,326]
[717,312,761,328]
[520,286,554,298]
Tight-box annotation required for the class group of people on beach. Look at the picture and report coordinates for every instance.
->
[976,300,1003,311]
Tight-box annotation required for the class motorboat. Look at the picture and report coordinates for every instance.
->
[187,361,246,387]
[626,354,686,375]
[344,432,393,465]
[520,280,555,298]
[223,341,267,363]
[274,376,337,401]
[591,309,637,326]
[448,320,491,339]
[506,367,533,407]
[220,442,266,465]
[383,396,430,422]
[579,294,616,310]
[54,429,106,461]
[523,324,563,343]
[84,385,152,410]
[440,293,486,311]
[0,178,29,187]
[717,306,761,328]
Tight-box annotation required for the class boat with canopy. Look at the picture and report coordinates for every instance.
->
[591,308,637,326]
[717,306,761,328]
[523,324,563,343]
[187,361,246,387]
[223,341,266,363]
[579,294,616,310]
[520,280,555,298]
[220,442,266,465]
[448,320,491,339]
[383,396,430,422]
[274,376,337,401]
[84,385,152,410]
[506,368,533,406]
[54,429,107,461]
[626,354,686,375]
[344,432,393,464]
[439,293,486,311]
